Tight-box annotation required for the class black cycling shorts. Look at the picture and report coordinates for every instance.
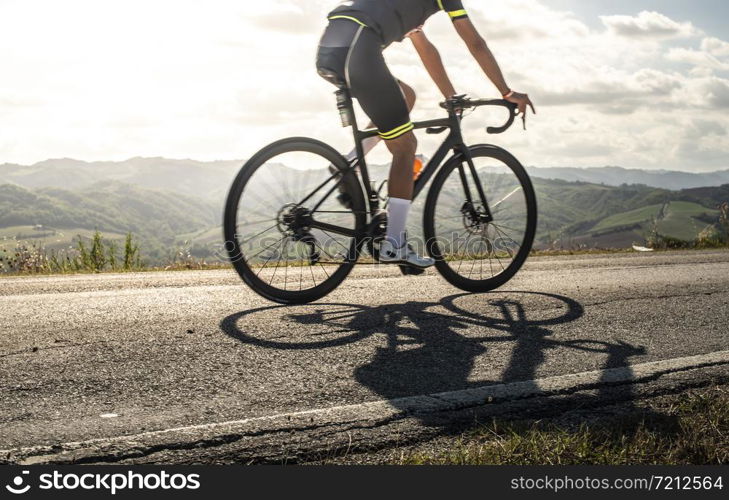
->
[316,19,413,141]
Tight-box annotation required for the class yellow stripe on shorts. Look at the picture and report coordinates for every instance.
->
[379,122,415,140]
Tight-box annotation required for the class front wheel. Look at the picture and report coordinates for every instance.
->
[424,145,537,293]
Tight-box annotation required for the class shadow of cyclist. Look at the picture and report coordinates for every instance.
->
[220,291,636,409]
[220,291,682,458]
[351,300,487,398]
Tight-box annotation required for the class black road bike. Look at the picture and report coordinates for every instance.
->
[224,86,537,304]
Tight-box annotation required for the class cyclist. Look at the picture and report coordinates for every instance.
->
[316,0,535,269]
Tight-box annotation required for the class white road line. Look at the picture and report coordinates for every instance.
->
[4,350,729,464]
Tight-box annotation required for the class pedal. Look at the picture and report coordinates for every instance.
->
[399,265,426,276]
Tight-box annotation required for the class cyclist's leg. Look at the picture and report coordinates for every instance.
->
[384,130,417,249]
[345,80,417,163]
[385,132,417,201]
[316,21,417,163]
[346,35,431,267]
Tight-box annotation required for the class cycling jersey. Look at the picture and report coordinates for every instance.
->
[328,0,468,46]
[317,1,469,140]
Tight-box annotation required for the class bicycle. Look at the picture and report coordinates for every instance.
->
[224,84,537,305]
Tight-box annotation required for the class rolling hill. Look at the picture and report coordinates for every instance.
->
[1,158,727,265]
[3,158,728,200]
[0,183,219,262]
[526,166,729,190]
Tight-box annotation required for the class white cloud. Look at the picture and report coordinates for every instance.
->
[600,10,699,39]
[702,37,729,58]
[666,48,729,72]
[0,0,727,171]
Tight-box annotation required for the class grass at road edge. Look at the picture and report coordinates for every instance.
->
[2,247,727,278]
[316,386,728,465]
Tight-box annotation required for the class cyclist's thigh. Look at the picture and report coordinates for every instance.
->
[347,29,412,141]
[316,20,361,83]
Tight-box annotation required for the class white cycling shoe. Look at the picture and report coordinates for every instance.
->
[379,240,435,269]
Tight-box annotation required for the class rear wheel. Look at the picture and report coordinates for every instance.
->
[223,138,366,304]
[424,145,537,292]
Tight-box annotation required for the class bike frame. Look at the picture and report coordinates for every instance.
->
[306,91,515,237]
[346,90,479,215]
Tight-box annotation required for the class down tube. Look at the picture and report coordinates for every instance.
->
[412,133,459,201]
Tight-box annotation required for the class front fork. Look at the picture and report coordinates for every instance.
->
[455,144,494,224]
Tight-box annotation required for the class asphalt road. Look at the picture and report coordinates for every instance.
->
[1,250,728,464]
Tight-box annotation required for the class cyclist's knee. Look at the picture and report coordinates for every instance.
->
[385,131,417,157]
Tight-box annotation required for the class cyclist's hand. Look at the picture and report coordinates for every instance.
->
[447,94,466,116]
[505,91,536,129]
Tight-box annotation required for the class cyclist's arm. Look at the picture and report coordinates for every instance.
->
[452,17,535,120]
[409,30,457,99]
[451,18,510,96]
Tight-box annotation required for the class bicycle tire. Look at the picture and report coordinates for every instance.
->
[424,144,537,293]
[224,137,366,304]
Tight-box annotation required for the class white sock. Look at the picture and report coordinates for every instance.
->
[346,136,380,162]
[386,197,411,248]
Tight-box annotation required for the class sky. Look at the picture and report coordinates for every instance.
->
[1,0,728,171]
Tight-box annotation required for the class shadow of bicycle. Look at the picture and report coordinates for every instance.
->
[221,292,652,428]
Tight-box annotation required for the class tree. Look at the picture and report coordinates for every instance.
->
[123,233,139,270]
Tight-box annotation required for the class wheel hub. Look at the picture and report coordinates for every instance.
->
[461,202,491,234]
[277,204,313,234]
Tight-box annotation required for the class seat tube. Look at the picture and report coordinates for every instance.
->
[347,103,377,207]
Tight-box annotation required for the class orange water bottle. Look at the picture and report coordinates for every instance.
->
[413,155,424,180]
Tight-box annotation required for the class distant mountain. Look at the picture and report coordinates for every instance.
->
[0,157,243,202]
[530,179,727,248]
[4,159,728,202]
[1,158,727,264]
[526,166,729,190]
[0,183,219,262]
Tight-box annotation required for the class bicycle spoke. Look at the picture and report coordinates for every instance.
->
[456,232,474,273]
[299,261,304,291]
[255,237,287,276]
[244,218,278,227]
[312,210,368,214]
[320,229,352,258]
[489,222,524,234]
[249,235,287,263]
[283,239,289,290]
[237,223,280,249]
[269,238,288,286]
[491,186,523,212]
[312,238,339,263]
[308,262,318,288]
[491,225,518,259]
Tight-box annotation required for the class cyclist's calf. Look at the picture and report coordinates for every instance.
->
[386,131,417,200]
